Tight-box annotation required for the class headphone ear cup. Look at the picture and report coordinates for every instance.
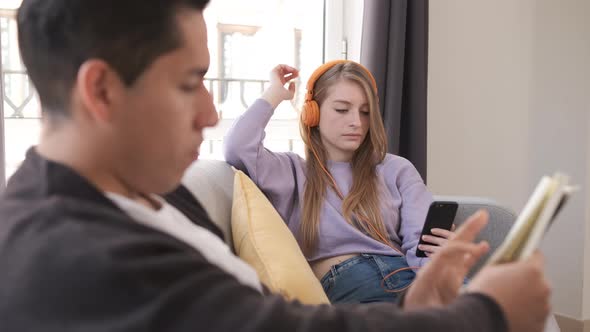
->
[301,100,320,127]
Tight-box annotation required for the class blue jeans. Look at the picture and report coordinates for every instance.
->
[319,254,416,304]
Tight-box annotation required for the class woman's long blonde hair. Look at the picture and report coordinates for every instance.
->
[299,62,389,256]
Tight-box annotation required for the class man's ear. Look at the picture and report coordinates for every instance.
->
[75,60,124,122]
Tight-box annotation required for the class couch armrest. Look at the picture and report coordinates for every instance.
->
[433,195,516,277]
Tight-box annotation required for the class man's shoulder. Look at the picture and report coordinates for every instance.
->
[0,193,195,276]
[0,191,135,236]
[0,194,232,330]
[0,193,208,281]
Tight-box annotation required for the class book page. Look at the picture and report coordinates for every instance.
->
[485,176,557,265]
[518,174,574,259]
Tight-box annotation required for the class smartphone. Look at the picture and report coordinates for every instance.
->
[415,201,459,258]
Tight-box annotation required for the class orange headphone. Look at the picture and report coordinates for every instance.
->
[301,60,378,127]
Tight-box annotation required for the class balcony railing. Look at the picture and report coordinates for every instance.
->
[2,69,35,119]
[1,70,301,120]
[0,70,305,160]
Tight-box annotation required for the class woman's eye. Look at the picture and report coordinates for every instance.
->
[361,111,370,116]
[335,109,348,113]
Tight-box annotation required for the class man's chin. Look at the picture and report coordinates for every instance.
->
[154,168,188,195]
[155,179,183,195]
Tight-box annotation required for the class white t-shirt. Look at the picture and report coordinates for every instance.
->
[106,192,262,293]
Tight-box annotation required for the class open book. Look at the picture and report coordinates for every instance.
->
[485,172,577,265]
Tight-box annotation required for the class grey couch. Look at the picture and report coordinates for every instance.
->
[181,159,517,278]
[182,159,561,331]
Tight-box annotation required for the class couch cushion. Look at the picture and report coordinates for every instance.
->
[231,170,330,304]
[433,195,516,277]
[181,159,235,250]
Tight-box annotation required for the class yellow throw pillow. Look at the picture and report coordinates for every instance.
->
[231,170,330,305]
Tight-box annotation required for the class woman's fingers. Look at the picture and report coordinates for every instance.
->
[430,228,454,239]
[418,243,442,254]
[422,234,447,246]
[277,64,299,84]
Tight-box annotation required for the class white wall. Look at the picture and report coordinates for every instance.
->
[428,0,590,320]
[528,0,590,321]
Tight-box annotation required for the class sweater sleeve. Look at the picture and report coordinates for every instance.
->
[223,98,300,222]
[6,220,507,332]
[384,156,433,268]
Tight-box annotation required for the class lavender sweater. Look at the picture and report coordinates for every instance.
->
[224,99,433,268]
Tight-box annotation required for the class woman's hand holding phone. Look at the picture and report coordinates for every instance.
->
[415,201,458,258]
[418,224,456,257]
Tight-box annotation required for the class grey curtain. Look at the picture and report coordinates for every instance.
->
[360,0,429,182]
[0,29,5,189]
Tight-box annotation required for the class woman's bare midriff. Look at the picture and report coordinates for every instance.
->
[311,254,360,281]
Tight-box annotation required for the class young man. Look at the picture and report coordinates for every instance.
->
[0,0,550,331]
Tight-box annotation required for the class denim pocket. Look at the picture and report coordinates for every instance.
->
[320,270,335,293]
[320,255,368,298]
[322,254,413,304]
[368,255,415,291]
[320,256,364,294]
[331,255,365,274]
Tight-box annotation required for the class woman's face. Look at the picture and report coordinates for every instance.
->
[317,79,370,162]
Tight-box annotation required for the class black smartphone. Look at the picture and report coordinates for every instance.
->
[415,201,459,258]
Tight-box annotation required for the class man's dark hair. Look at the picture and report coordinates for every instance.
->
[17,0,210,116]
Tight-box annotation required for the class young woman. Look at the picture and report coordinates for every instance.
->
[224,61,454,304]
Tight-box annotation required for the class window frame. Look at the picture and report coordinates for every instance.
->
[0,0,365,187]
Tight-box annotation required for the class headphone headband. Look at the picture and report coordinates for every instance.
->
[304,60,378,102]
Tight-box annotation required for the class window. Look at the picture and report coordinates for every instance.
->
[0,8,41,184]
[0,0,363,185]
[200,0,324,160]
